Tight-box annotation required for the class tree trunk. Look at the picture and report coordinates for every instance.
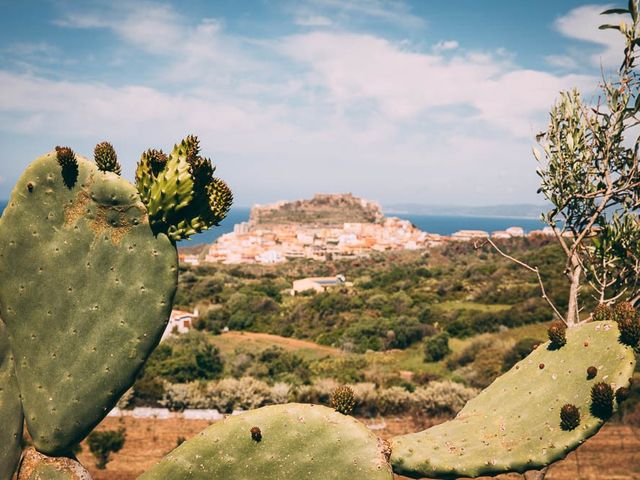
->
[566,254,582,326]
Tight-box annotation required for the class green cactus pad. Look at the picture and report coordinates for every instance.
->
[0,152,178,455]
[0,320,23,480]
[135,136,232,241]
[390,321,636,479]
[139,403,393,480]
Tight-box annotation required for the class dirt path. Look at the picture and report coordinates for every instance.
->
[217,330,342,355]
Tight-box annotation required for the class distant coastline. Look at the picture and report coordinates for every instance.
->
[0,201,548,247]
[178,207,546,247]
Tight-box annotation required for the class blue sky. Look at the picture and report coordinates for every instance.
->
[0,1,627,207]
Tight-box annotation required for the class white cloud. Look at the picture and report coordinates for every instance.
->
[554,4,626,68]
[277,31,594,135]
[295,15,333,27]
[0,1,601,207]
[290,0,424,30]
[544,54,579,70]
[432,40,459,53]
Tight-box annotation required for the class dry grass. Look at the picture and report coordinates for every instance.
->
[77,416,640,480]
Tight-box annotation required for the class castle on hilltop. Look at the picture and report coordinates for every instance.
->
[177,193,554,266]
[248,193,384,227]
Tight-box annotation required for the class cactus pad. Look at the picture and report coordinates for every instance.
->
[17,448,92,480]
[135,135,232,241]
[0,320,23,480]
[390,321,636,479]
[140,403,393,480]
[0,152,178,455]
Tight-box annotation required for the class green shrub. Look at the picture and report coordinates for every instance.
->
[424,333,451,362]
[458,347,506,388]
[412,381,478,417]
[87,428,126,469]
[145,331,224,383]
[310,356,367,383]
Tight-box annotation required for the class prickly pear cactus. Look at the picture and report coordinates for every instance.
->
[0,320,23,479]
[17,448,92,480]
[135,135,232,241]
[139,403,394,480]
[0,151,178,455]
[390,321,636,479]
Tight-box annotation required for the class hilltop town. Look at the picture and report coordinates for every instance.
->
[181,194,554,265]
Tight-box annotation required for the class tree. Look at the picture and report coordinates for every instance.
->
[534,3,640,324]
[145,331,224,383]
[423,333,451,362]
[87,428,126,469]
[483,2,640,326]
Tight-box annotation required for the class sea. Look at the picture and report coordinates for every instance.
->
[0,202,547,246]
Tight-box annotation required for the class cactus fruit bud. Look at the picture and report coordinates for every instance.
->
[547,320,567,349]
[147,149,168,175]
[560,404,580,431]
[616,387,630,404]
[618,316,640,347]
[207,178,233,221]
[55,146,79,188]
[592,303,613,321]
[587,366,597,379]
[591,382,614,418]
[55,146,76,168]
[613,301,636,323]
[184,134,201,161]
[331,386,356,415]
[250,426,262,442]
[94,141,122,175]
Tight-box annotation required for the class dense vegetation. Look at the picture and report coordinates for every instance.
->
[127,239,639,424]
[177,237,571,351]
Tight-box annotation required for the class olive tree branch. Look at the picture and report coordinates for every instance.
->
[474,238,566,324]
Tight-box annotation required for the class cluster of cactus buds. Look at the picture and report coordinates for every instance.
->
[560,404,580,430]
[55,146,76,168]
[331,386,356,415]
[250,426,262,442]
[613,302,636,323]
[55,146,79,188]
[592,303,613,321]
[135,135,233,241]
[94,141,121,175]
[591,382,614,418]
[616,386,630,404]
[547,320,567,348]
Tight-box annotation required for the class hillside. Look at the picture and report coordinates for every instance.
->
[250,193,384,226]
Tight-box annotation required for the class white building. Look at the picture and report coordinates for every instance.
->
[451,230,490,241]
[161,309,199,341]
[291,274,347,295]
[506,226,525,237]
